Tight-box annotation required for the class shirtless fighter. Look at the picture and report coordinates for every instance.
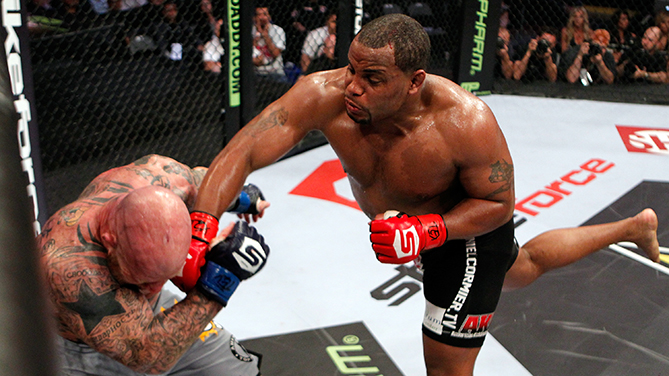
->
[189,14,660,375]
[37,154,270,375]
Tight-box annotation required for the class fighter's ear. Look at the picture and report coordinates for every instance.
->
[101,230,117,249]
[408,69,426,94]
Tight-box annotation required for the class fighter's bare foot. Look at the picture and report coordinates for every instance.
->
[629,208,660,262]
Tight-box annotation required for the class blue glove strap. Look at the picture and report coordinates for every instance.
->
[198,261,241,306]
[230,192,251,214]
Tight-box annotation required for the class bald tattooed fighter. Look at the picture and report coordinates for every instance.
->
[38,154,269,375]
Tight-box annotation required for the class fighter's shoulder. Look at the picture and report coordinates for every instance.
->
[427,75,497,131]
[290,68,346,104]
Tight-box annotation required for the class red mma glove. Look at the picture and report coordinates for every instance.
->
[171,211,219,292]
[369,213,448,264]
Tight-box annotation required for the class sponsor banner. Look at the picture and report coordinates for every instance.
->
[289,159,360,210]
[616,125,669,155]
[1,0,48,234]
[241,322,403,375]
[514,158,614,217]
[455,0,501,95]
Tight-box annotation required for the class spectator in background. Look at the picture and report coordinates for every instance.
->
[27,0,63,36]
[513,30,558,83]
[561,6,594,53]
[118,0,165,50]
[52,0,99,32]
[560,28,616,85]
[656,10,669,52]
[203,19,224,73]
[300,12,337,74]
[192,0,224,73]
[609,9,638,63]
[193,0,221,49]
[252,5,287,80]
[286,0,329,66]
[108,0,147,13]
[616,26,668,84]
[291,0,328,33]
[145,1,199,63]
[495,26,514,80]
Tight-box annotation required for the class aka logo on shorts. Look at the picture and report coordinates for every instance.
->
[449,313,494,339]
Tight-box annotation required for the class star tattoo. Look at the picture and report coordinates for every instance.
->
[63,280,126,335]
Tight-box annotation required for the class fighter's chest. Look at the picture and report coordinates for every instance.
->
[331,131,456,198]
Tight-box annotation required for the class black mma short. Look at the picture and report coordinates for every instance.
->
[420,219,518,348]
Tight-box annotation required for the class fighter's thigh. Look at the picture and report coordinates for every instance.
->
[421,220,516,348]
[423,334,480,376]
[154,290,261,376]
[56,336,143,376]
[167,322,261,376]
[502,246,540,291]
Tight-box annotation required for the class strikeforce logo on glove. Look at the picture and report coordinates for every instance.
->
[393,227,420,258]
[233,237,269,274]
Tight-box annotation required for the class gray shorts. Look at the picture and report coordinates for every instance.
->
[57,289,261,376]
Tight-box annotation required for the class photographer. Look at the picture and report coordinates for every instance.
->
[608,9,638,63]
[495,27,514,80]
[560,29,615,85]
[513,31,558,82]
[616,26,667,84]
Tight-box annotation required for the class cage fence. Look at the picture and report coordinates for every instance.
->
[26,0,669,215]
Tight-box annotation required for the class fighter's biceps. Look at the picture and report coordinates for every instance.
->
[484,159,514,199]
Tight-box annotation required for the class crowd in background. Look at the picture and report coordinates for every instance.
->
[25,0,669,86]
[497,1,669,85]
[26,0,341,81]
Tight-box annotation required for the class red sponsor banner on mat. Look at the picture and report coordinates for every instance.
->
[616,125,669,155]
[289,160,361,210]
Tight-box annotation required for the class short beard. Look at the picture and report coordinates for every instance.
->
[346,109,371,125]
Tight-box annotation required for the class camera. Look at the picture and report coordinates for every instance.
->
[497,36,506,50]
[535,39,550,55]
[585,41,602,58]
[621,47,647,79]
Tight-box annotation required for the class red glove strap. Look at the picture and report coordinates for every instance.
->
[417,214,448,249]
[171,212,219,292]
[190,211,219,244]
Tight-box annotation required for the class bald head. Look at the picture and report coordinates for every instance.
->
[110,186,191,284]
[642,26,662,52]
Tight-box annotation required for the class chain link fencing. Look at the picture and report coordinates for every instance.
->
[27,0,669,214]
[493,1,669,103]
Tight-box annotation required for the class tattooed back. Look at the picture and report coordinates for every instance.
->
[36,154,204,342]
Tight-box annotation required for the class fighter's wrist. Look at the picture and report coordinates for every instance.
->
[197,261,241,307]
[227,193,250,213]
[190,211,219,243]
[416,214,448,249]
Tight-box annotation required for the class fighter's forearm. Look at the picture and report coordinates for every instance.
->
[83,289,221,374]
[195,105,294,217]
[441,197,514,240]
[140,290,222,373]
[100,289,221,374]
[194,145,252,217]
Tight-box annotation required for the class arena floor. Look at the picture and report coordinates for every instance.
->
[166,94,669,375]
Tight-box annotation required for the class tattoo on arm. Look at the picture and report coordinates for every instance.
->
[132,155,153,166]
[190,167,207,189]
[252,107,289,135]
[79,181,133,200]
[62,280,126,335]
[486,159,514,198]
[163,162,197,186]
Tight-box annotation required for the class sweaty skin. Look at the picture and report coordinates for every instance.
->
[193,37,660,376]
[197,40,515,242]
[37,155,220,374]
